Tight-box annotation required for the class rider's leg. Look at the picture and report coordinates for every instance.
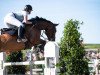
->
[4,13,27,42]
[4,13,21,27]
[18,24,28,42]
[18,25,25,39]
[17,24,28,42]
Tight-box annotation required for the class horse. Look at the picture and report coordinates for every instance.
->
[0,16,58,54]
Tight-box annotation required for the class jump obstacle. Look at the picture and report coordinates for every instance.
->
[0,41,60,75]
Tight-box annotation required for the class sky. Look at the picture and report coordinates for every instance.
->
[0,0,100,44]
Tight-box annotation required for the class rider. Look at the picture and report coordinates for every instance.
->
[4,4,33,42]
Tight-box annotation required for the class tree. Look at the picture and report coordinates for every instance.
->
[59,19,89,75]
[6,51,26,74]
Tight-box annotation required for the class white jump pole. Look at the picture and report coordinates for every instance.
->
[44,41,59,75]
[0,52,6,75]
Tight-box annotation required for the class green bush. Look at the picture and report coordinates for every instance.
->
[58,19,89,75]
[6,51,26,74]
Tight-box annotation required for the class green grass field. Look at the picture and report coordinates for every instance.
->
[84,44,100,49]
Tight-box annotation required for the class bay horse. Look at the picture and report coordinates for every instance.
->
[0,16,58,54]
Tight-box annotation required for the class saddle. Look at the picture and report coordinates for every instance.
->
[0,28,18,35]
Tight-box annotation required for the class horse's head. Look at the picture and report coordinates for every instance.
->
[45,23,58,41]
[28,16,58,41]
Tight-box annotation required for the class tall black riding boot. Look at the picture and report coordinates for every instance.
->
[18,25,24,39]
[17,25,26,42]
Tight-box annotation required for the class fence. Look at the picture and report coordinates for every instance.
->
[0,41,60,75]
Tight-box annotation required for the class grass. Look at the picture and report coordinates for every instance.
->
[84,44,100,49]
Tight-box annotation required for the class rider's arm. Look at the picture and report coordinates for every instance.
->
[23,15,32,24]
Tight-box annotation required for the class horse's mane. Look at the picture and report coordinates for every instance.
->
[29,16,53,24]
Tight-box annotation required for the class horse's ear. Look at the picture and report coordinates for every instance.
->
[54,24,59,26]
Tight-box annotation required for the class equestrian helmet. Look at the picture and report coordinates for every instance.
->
[24,5,33,11]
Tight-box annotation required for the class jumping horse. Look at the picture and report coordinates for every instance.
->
[0,16,58,53]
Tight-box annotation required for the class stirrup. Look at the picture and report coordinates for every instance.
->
[17,39,27,42]
[22,39,27,42]
[17,39,22,42]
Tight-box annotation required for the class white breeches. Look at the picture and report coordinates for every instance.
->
[4,13,23,28]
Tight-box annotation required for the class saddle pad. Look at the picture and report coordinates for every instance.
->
[1,28,18,35]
